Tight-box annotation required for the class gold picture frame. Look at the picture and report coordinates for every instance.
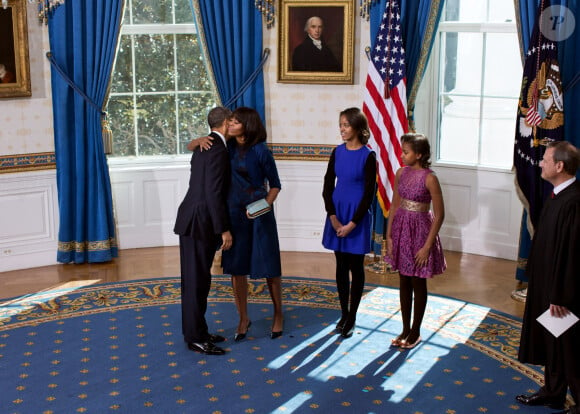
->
[278,0,354,85]
[0,0,31,98]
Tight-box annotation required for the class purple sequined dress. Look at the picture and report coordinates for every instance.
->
[386,167,446,278]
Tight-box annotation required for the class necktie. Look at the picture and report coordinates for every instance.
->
[550,191,555,199]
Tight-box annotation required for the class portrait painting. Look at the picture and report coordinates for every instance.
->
[0,0,31,98]
[278,0,354,85]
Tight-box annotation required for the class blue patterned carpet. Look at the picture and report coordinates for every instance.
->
[0,276,554,413]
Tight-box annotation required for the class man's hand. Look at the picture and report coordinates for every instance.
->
[187,135,214,152]
[221,231,232,250]
[550,304,571,318]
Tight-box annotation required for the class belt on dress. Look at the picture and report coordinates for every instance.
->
[399,198,430,212]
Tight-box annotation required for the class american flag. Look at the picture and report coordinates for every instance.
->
[363,0,408,217]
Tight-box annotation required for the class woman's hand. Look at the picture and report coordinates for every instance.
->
[414,246,430,267]
[187,135,214,152]
[336,221,356,238]
[385,237,393,257]
[329,215,342,231]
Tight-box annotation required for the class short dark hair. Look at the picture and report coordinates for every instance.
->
[231,107,267,148]
[339,107,370,145]
[401,133,432,168]
[547,141,580,175]
[207,107,232,129]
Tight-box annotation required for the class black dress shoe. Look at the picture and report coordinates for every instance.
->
[270,330,283,339]
[187,341,226,355]
[552,406,579,414]
[515,393,564,409]
[208,333,226,343]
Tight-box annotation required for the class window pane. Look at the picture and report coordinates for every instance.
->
[176,35,211,91]
[480,97,518,167]
[175,0,194,23]
[110,36,133,93]
[483,33,522,97]
[444,0,486,22]
[178,93,218,153]
[123,0,131,25]
[442,32,483,95]
[134,34,176,93]
[136,94,177,155]
[132,0,173,24]
[439,95,480,164]
[108,97,136,157]
[488,0,516,22]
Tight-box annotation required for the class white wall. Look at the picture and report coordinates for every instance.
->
[0,9,523,272]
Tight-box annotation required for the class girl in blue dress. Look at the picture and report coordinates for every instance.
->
[322,107,376,338]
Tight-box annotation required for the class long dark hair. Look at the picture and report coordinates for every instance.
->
[339,107,370,145]
[401,133,431,168]
[231,107,267,149]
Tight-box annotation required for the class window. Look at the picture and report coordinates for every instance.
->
[107,0,218,157]
[435,0,522,168]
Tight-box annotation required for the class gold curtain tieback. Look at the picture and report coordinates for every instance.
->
[400,199,430,212]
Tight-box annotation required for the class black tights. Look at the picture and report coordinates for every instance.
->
[334,251,365,323]
[398,274,427,343]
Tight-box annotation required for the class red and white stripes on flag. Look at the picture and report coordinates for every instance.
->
[363,0,408,217]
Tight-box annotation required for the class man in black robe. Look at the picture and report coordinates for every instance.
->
[516,141,580,414]
[291,16,341,72]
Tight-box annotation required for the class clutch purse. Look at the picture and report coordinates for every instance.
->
[246,198,271,219]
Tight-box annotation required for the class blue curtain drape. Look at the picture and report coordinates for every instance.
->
[513,0,580,282]
[368,0,444,255]
[48,1,122,263]
[195,0,266,121]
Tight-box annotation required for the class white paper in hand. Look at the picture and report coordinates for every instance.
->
[537,309,579,338]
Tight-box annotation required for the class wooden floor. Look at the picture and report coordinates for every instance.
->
[0,248,526,318]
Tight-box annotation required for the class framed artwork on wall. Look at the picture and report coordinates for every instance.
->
[0,0,31,98]
[277,0,354,85]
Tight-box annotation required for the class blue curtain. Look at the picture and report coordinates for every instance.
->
[48,1,121,263]
[195,0,266,121]
[514,0,580,282]
[368,0,444,255]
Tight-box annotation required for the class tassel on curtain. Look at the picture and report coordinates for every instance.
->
[255,0,275,28]
[37,0,65,24]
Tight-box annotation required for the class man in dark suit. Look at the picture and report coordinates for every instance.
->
[516,141,580,413]
[292,16,341,72]
[174,106,233,355]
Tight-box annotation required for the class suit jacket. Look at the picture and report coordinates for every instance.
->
[291,37,341,72]
[174,132,231,240]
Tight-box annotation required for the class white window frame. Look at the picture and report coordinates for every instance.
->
[427,19,520,171]
[108,10,218,165]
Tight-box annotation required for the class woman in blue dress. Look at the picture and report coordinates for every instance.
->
[190,107,283,340]
[322,107,376,338]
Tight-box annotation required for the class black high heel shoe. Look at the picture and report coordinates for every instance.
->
[271,318,284,339]
[341,318,355,338]
[234,320,251,342]
[336,315,347,332]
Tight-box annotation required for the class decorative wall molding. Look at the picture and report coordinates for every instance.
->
[0,152,56,173]
[0,145,333,174]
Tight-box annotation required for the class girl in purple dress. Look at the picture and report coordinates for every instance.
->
[386,133,446,349]
[322,108,376,338]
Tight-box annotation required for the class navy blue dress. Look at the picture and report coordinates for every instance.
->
[222,141,282,279]
[322,144,375,255]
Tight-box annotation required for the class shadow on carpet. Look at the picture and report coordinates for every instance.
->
[0,276,555,413]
